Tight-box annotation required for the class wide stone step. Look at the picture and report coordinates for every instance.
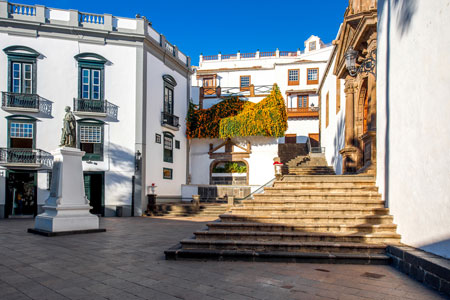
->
[230,207,389,216]
[207,222,398,234]
[266,186,379,192]
[240,199,385,208]
[273,181,376,188]
[219,214,394,224]
[165,246,391,264]
[253,193,382,200]
[193,230,401,244]
[179,239,387,254]
[281,175,375,182]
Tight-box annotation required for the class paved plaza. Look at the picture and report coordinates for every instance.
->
[0,217,447,300]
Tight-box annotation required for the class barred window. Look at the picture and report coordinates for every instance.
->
[240,76,250,91]
[80,125,102,143]
[10,122,33,139]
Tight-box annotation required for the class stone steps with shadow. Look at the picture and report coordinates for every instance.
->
[148,203,229,217]
[165,172,401,264]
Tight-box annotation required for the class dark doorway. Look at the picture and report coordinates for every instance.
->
[84,172,104,216]
[309,133,320,148]
[5,170,37,218]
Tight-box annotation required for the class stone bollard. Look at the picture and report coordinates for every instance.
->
[192,195,200,211]
[227,196,234,209]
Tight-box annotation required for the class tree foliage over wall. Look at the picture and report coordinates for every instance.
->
[186,97,247,138]
[219,84,287,138]
[186,84,287,139]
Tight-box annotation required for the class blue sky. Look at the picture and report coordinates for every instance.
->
[16,0,348,65]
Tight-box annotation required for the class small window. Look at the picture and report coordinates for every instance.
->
[4,46,40,95]
[309,41,316,51]
[163,132,173,163]
[9,121,34,149]
[175,140,180,149]
[298,95,309,108]
[288,69,299,86]
[75,53,107,101]
[163,168,173,180]
[163,75,177,115]
[155,133,161,144]
[307,68,319,85]
[240,75,251,91]
[164,85,174,114]
[78,119,104,161]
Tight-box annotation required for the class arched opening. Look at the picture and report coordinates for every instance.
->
[210,160,248,185]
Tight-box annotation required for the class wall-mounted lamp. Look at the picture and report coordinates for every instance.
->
[135,150,141,172]
[344,46,377,77]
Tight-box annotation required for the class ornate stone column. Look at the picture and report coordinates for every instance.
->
[340,77,361,173]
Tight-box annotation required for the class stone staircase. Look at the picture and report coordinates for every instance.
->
[165,173,401,264]
[147,203,229,217]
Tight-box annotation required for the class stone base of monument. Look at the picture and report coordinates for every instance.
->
[28,147,106,237]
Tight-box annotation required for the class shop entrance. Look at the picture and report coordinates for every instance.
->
[84,172,104,216]
[5,170,37,218]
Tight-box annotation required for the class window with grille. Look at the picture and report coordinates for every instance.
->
[78,122,104,161]
[309,41,317,51]
[240,76,250,91]
[288,69,299,85]
[10,122,33,139]
[307,68,319,85]
[8,118,35,149]
[163,133,173,163]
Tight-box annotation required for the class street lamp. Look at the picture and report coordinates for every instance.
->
[344,46,377,77]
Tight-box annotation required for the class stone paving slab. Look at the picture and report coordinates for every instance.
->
[0,217,447,300]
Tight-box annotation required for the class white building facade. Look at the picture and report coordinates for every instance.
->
[0,1,191,218]
[185,37,333,198]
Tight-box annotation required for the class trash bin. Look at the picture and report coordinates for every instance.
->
[116,206,123,217]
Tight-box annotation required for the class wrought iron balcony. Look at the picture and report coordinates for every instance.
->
[0,148,53,169]
[2,92,40,112]
[161,111,180,130]
[73,98,106,115]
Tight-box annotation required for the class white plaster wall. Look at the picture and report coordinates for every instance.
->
[189,137,279,187]
[145,52,188,198]
[0,33,137,208]
[377,0,450,258]
[319,56,346,174]
[285,119,319,144]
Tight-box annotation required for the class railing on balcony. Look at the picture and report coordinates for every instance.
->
[73,98,106,114]
[222,54,237,60]
[280,51,298,57]
[286,107,320,118]
[0,148,53,169]
[202,55,218,61]
[8,3,36,16]
[200,85,274,98]
[240,52,256,59]
[2,92,40,110]
[260,51,276,57]
[79,12,104,24]
[161,111,180,128]
[165,41,175,56]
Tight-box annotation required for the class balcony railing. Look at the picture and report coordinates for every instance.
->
[161,111,180,129]
[2,92,40,111]
[200,85,273,98]
[286,107,319,118]
[0,148,53,169]
[74,98,106,114]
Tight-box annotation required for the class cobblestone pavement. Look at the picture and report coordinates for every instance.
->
[0,217,447,300]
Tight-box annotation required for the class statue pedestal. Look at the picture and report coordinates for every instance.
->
[28,147,105,236]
